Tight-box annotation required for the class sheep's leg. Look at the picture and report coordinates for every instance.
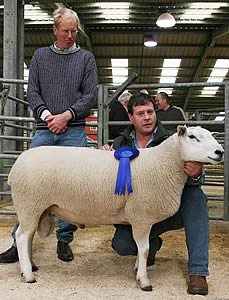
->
[132,224,152,291]
[28,238,39,272]
[134,254,139,273]
[16,225,36,283]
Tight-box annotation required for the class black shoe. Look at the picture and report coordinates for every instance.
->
[147,237,163,267]
[57,241,74,262]
[0,245,19,263]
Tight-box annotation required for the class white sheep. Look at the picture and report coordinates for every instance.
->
[8,126,224,291]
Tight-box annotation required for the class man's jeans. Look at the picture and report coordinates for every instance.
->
[12,127,87,245]
[112,185,209,276]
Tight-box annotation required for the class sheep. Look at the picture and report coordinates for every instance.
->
[8,126,224,291]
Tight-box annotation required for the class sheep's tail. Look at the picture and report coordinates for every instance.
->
[37,210,55,238]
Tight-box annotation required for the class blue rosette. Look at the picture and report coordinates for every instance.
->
[114,147,139,195]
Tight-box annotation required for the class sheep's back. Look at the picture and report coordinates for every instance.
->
[9,146,121,215]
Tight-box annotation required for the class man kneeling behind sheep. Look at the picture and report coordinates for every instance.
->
[8,94,224,295]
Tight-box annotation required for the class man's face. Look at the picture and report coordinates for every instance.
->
[155,94,167,110]
[53,17,78,49]
[128,102,157,135]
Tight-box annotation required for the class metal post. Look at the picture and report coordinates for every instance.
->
[103,86,109,144]
[16,0,25,151]
[224,82,229,220]
[0,85,10,200]
[3,0,18,144]
[104,72,138,107]
[17,0,24,101]
[97,84,104,148]
[195,110,202,121]
[3,0,18,185]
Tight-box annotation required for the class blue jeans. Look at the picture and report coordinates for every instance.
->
[112,185,209,276]
[12,127,87,245]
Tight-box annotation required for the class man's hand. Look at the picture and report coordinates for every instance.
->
[184,161,202,177]
[100,144,113,151]
[45,111,72,134]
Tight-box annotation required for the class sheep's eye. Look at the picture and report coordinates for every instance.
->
[189,135,195,139]
[188,135,200,142]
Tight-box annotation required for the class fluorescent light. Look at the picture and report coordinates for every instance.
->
[157,88,173,95]
[161,69,178,77]
[160,77,176,83]
[24,63,29,90]
[97,2,130,20]
[215,59,229,68]
[201,88,218,96]
[24,4,52,22]
[189,2,227,8]
[201,59,229,96]
[158,59,181,94]
[215,112,225,121]
[180,2,229,21]
[111,59,128,85]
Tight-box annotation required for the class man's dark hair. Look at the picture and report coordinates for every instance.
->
[127,93,155,115]
[158,92,171,104]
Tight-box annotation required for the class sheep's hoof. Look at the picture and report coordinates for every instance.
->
[137,278,152,292]
[32,265,39,272]
[21,273,36,283]
[27,279,37,284]
[141,285,152,292]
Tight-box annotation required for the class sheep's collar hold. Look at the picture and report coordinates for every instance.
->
[114,147,139,196]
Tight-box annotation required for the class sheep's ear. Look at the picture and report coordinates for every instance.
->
[211,131,219,137]
[177,125,187,136]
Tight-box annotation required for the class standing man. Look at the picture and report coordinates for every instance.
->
[101,93,209,296]
[155,91,186,134]
[0,7,97,263]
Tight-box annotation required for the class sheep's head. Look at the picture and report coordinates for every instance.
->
[177,126,224,164]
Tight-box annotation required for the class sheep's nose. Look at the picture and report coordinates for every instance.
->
[215,149,224,158]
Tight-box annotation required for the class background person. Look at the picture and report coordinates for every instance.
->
[155,91,186,134]
[101,93,209,296]
[109,91,132,141]
[0,7,97,264]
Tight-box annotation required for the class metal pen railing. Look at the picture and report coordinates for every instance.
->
[0,78,228,221]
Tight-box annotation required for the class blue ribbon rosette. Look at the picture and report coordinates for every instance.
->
[114,147,139,195]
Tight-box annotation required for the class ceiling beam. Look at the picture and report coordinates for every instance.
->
[98,75,195,80]
[16,54,226,61]
[212,24,229,40]
[183,24,229,111]
[92,43,229,48]
[183,41,212,111]
[96,66,225,71]
[22,22,218,33]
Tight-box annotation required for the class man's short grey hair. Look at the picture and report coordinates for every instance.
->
[118,92,132,103]
[53,8,80,27]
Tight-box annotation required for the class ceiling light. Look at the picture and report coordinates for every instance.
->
[156,13,176,28]
[144,35,157,47]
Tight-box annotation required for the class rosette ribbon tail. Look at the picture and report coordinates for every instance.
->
[114,147,139,196]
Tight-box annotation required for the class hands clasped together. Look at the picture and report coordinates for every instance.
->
[45,111,72,134]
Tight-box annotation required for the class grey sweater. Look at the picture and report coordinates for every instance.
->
[27,44,98,128]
